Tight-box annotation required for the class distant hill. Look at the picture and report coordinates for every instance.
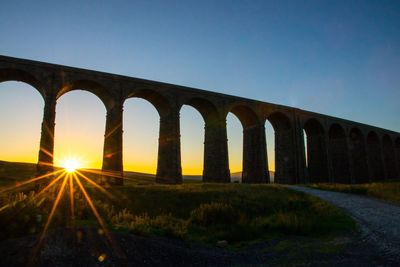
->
[185,171,275,183]
[0,160,275,184]
[183,174,202,181]
[0,160,37,181]
[231,171,275,183]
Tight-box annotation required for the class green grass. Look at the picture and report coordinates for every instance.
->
[307,182,400,205]
[0,182,356,247]
[0,160,37,185]
[0,161,356,248]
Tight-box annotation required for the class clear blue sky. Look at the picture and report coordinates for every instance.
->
[0,0,399,173]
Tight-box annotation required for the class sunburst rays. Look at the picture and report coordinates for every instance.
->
[33,167,119,241]
[0,154,128,261]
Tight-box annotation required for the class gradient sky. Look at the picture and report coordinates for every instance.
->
[0,0,399,174]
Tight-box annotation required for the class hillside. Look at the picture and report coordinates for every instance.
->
[0,160,274,184]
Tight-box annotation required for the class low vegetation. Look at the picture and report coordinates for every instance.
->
[308,182,400,205]
[0,160,37,186]
[0,182,355,248]
[0,160,356,249]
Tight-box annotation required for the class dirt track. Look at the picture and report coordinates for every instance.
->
[289,186,400,264]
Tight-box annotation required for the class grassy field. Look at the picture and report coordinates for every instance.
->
[0,183,356,247]
[0,161,356,249]
[307,182,400,205]
[0,160,37,185]
[101,183,356,244]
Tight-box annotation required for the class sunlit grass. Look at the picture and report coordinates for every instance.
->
[90,183,356,246]
[0,158,122,254]
[307,182,400,204]
[0,161,356,249]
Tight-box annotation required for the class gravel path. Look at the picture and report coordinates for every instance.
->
[288,186,400,263]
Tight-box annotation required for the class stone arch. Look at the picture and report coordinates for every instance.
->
[181,97,229,182]
[227,104,267,183]
[349,127,369,183]
[303,118,328,183]
[382,134,397,180]
[124,89,181,184]
[268,112,291,132]
[0,80,44,165]
[329,123,351,183]
[367,131,384,181]
[183,97,220,124]
[179,104,204,178]
[54,90,107,170]
[225,113,243,181]
[122,96,161,175]
[267,112,295,184]
[125,90,178,184]
[125,89,171,116]
[0,68,45,98]
[228,105,259,128]
[57,80,114,110]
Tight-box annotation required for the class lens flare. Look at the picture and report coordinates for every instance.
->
[62,158,81,173]
[2,150,127,261]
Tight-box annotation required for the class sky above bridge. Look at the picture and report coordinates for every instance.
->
[0,0,399,174]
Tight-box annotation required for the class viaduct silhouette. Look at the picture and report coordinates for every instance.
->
[1,55,399,185]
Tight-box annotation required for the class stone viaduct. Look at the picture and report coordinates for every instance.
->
[1,55,399,185]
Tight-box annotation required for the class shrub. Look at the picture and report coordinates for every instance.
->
[0,191,48,240]
[110,209,186,239]
[257,212,313,235]
[189,202,239,227]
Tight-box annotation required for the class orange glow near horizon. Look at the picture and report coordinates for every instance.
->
[0,158,274,175]
[0,82,276,176]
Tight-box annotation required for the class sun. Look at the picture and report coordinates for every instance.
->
[62,158,81,173]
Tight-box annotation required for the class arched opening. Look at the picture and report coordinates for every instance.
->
[123,98,159,177]
[328,123,351,184]
[382,135,397,180]
[366,131,384,181]
[226,113,242,182]
[126,89,183,184]
[54,90,106,171]
[180,105,205,181]
[267,112,295,184]
[349,128,369,183]
[181,98,229,183]
[228,105,266,183]
[265,121,275,182]
[57,80,114,110]
[0,69,44,96]
[0,81,44,179]
[303,119,328,183]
